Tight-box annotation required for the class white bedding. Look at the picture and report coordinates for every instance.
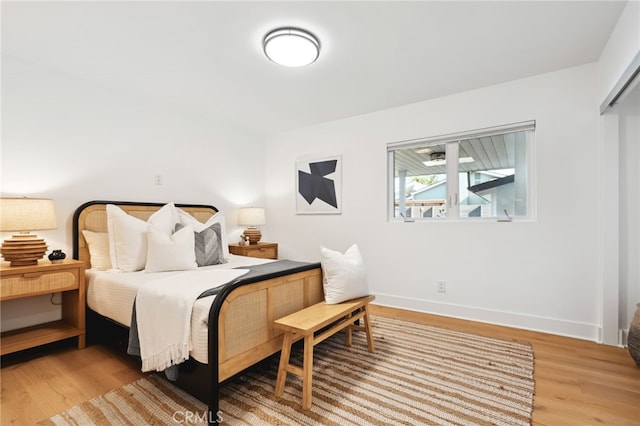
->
[86,254,273,364]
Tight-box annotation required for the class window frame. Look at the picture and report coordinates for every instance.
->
[387,121,536,222]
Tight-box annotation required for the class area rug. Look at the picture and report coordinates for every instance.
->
[39,316,535,425]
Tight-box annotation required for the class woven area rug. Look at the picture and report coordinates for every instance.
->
[39,316,535,425]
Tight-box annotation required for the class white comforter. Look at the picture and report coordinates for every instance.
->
[86,255,272,364]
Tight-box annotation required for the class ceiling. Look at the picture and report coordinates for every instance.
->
[1,1,627,135]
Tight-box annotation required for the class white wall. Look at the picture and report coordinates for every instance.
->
[265,64,602,341]
[1,57,266,331]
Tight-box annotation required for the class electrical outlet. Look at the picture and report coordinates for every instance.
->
[437,280,446,293]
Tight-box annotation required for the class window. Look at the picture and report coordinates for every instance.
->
[388,121,535,221]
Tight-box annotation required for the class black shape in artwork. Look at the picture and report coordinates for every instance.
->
[298,159,338,208]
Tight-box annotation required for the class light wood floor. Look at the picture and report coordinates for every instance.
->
[2,305,639,425]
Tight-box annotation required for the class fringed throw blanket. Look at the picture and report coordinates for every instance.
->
[128,269,249,373]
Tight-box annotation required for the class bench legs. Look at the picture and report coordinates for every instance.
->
[275,333,315,410]
[302,335,314,410]
[345,305,376,353]
[364,304,375,352]
[274,331,293,398]
[275,306,375,410]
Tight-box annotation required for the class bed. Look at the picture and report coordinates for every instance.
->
[72,200,324,419]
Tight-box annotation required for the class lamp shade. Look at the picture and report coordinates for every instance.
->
[0,198,57,231]
[0,198,57,266]
[237,207,265,226]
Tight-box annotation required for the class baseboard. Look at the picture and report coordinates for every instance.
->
[373,293,601,343]
[619,329,629,347]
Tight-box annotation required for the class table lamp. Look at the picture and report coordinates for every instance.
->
[238,207,265,244]
[0,197,57,266]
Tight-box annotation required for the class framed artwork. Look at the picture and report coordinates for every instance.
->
[295,155,342,214]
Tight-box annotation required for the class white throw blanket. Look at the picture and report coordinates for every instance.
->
[135,268,249,373]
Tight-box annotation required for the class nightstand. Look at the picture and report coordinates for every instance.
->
[229,242,278,260]
[0,259,86,355]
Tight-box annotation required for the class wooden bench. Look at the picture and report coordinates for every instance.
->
[273,294,375,410]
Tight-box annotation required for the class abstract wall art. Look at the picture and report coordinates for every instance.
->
[295,155,342,214]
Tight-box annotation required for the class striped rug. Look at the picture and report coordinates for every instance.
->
[39,316,535,425]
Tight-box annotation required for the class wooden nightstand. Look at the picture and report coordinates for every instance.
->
[229,242,278,260]
[0,259,86,355]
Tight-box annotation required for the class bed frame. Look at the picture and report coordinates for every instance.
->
[72,201,324,421]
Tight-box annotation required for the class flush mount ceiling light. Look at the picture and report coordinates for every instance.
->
[263,27,320,67]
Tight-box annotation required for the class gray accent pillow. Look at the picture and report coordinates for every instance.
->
[175,222,226,266]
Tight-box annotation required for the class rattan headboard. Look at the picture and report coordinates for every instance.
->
[72,201,218,267]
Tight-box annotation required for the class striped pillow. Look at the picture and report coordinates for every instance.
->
[175,222,226,267]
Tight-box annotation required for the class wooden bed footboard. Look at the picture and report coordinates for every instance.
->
[217,267,324,381]
[202,263,323,420]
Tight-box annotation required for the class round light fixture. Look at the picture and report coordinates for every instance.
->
[263,27,320,67]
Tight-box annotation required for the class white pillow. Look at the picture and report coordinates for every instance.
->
[320,244,369,304]
[145,225,197,273]
[176,208,229,259]
[106,203,177,272]
[147,202,178,235]
[81,230,112,270]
